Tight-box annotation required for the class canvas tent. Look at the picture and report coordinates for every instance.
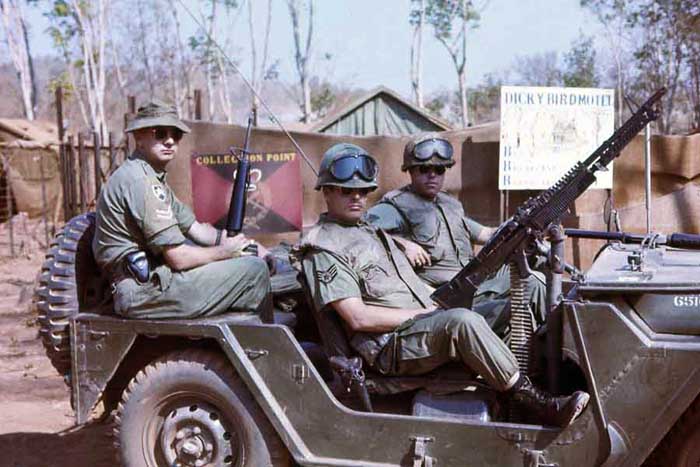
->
[0,119,61,220]
[309,86,452,136]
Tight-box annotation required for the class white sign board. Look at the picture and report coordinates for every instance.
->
[499,86,615,190]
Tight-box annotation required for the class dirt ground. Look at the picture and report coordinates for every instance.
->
[0,217,116,467]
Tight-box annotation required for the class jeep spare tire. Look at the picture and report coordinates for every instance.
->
[34,212,107,383]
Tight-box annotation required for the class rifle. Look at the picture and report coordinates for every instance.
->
[226,114,254,237]
[432,88,667,309]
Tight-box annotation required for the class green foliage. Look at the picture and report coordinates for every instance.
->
[425,92,448,118]
[44,1,79,49]
[424,90,463,125]
[512,51,562,87]
[581,0,700,132]
[562,35,599,88]
[468,73,503,122]
[47,72,74,97]
[424,0,480,40]
[310,81,335,119]
[188,34,220,70]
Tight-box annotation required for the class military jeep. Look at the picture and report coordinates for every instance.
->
[31,206,700,467]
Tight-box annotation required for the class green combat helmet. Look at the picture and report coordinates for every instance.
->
[402,133,456,171]
[315,143,379,191]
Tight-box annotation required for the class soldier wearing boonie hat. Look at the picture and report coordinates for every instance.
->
[292,142,589,428]
[366,132,547,334]
[92,99,272,321]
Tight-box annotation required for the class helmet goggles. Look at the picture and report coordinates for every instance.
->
[413,138,454,161]
[329,154,378,182]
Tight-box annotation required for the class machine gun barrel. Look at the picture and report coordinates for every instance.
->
[226,114,254,237]
[431,88,667,309]
[565,229,700,250]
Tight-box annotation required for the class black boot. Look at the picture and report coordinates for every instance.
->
[510,376,590,428]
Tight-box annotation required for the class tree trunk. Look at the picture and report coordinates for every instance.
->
[410,0,425,107]
[458,68,468,127]
[169,1,192,117]
[248,0,258,115]
[287,0,314,123]
[1,0,37,120]
[204,0,217,120]
[18,5,36,118]
[301,73,311,123]
[70,0,109,136]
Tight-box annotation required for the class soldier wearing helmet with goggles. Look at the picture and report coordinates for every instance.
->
[365,133,547,334]
[292,142,588,428]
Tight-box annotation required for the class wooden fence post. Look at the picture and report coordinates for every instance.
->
[93,131,102,199]
[55,86,70,222]
[78,132,87,212]
[38,152,49,247]
[67,135,77,219]
[108,132,116,173]
[194,89,202,120]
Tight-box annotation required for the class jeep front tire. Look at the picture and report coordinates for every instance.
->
[114,349,289,467]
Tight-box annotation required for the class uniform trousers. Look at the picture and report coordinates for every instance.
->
[112,256,271,320]
[375,308,520,392]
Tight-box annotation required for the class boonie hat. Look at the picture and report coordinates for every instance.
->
[125,99,191,134]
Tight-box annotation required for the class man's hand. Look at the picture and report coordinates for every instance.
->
[393,236,431,268]
[220,233,253,258]
[163,234,258,271]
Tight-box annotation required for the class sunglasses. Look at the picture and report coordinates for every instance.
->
[417,165,447,175]
[152,127,184,142]
[413,138,453,161]
[329,154,378,182]
[339,187,373,196]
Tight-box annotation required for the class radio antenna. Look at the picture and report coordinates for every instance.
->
[176,0,318,175]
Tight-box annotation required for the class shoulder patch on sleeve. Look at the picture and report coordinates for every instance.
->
[151,184,167,202]
[316,264,338,284]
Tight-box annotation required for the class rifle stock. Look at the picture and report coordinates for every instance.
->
[431,88,667,309]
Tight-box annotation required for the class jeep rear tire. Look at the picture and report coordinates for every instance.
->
[114,349,290,467]
[34,213,103,381]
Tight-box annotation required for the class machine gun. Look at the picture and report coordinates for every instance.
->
[431,88,667,310]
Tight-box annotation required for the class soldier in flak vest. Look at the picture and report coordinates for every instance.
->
[365,134,546,335]
[294,143,589,428]
[93,100,272,320]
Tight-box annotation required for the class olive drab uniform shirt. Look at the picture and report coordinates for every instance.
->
[294,214,520,388]
[93,154,195,279]
[93,154,272,320]
[365,185,509,296]
[366,185,547,330]
[294,214,434,368]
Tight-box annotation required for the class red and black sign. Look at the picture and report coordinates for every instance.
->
[190,151,302,234]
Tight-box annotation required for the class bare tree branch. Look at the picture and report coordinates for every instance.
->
[0,0,37,119]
